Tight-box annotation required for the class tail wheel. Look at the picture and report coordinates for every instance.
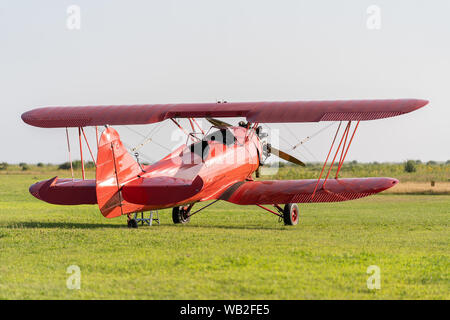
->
[283,203,299,225]
[172,206,191,224]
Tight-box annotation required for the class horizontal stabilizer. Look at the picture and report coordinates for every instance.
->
[122,176,203,205]
[29,177,97,205]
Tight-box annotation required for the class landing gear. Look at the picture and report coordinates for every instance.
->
[172,206,191,224]
[283,203,299,225]
[255,203,300,226]
[127,218,138,228]
[127,211,160,228]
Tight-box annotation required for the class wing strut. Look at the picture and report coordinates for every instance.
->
[78,127,85,180]
[334,121,360,179]
[65,127,74,181]
[81,127,96,166]
[311,122,342,198]
[322,122,352,186]
[170,118,199,142]
[191,118,205,135]
[311,120,360,200]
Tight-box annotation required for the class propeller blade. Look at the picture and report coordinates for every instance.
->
[206,117,232,128]
[270,146,306,167]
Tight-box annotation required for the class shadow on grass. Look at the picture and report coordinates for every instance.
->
[6,221,124,229]
[5,221,288,231]
[162,223,288,231]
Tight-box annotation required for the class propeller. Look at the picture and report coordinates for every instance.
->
[265,144,305,167]
[206,117,232,128]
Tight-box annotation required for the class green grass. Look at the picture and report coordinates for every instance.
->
[0,174,449,299]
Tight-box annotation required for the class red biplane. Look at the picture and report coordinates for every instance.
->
[22,99,428,228]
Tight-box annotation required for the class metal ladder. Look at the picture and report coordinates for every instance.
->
[133,210,160,226]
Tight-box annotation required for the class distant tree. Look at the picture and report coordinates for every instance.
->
[85,161,95,169]
[415,160,422,164]
[0,162,8,170]
[37,162,44,167]
[21,164,29,171]
[19,162,27,167]
[404,160,416,173]
[58,162,72,170]
[59,160,95,170]
[426,160,437,165]
[446,160,450,165]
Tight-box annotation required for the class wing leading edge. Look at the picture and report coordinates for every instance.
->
[21,99,428,128]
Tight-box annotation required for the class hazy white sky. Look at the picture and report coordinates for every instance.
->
[1,0,449,164]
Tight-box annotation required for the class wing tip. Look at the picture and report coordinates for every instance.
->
[410,98,429,110]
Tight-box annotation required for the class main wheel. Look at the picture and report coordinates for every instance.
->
[283,203,299,225]
[172,206,191,224]
[127,219,138,229]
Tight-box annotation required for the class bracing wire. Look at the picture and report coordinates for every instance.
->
[122,125,172,152]
[262,123,309,161]
[292,122,336,150]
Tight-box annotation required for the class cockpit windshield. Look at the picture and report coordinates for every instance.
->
[203,128,236,145]
[188,128,236,161]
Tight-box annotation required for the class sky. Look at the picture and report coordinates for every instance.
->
[1,0,449,164]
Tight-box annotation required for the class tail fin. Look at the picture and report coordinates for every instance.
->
[96,127,143,218]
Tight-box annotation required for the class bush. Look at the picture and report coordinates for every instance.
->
[21,164,29,171]
[0,162,8,170]
[85,161,95,169]
[59,160,95,170]
[37,162,44,167]
[58,162,72,170]
[404,160,416,173]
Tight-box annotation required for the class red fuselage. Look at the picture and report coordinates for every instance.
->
[119,126,262,212]
[30,125,263,217]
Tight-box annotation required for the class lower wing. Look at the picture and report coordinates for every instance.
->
[219,177,398,204]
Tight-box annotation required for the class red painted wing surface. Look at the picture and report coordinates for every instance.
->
[220,177,398,204]
[21,99,428,128]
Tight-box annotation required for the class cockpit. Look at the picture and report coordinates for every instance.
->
[189,128,236,160]
[203,128,236,145]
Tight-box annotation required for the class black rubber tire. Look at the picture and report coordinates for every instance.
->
[283,203,299,226]
[172,206,191,224]
[127,219,138,229]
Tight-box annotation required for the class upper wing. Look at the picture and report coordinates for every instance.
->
[219,177,398,204]
[21,99,428,128]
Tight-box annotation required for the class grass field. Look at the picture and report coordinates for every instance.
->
[0,173,449,299]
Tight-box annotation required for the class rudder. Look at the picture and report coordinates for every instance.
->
[96,127,143,218]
